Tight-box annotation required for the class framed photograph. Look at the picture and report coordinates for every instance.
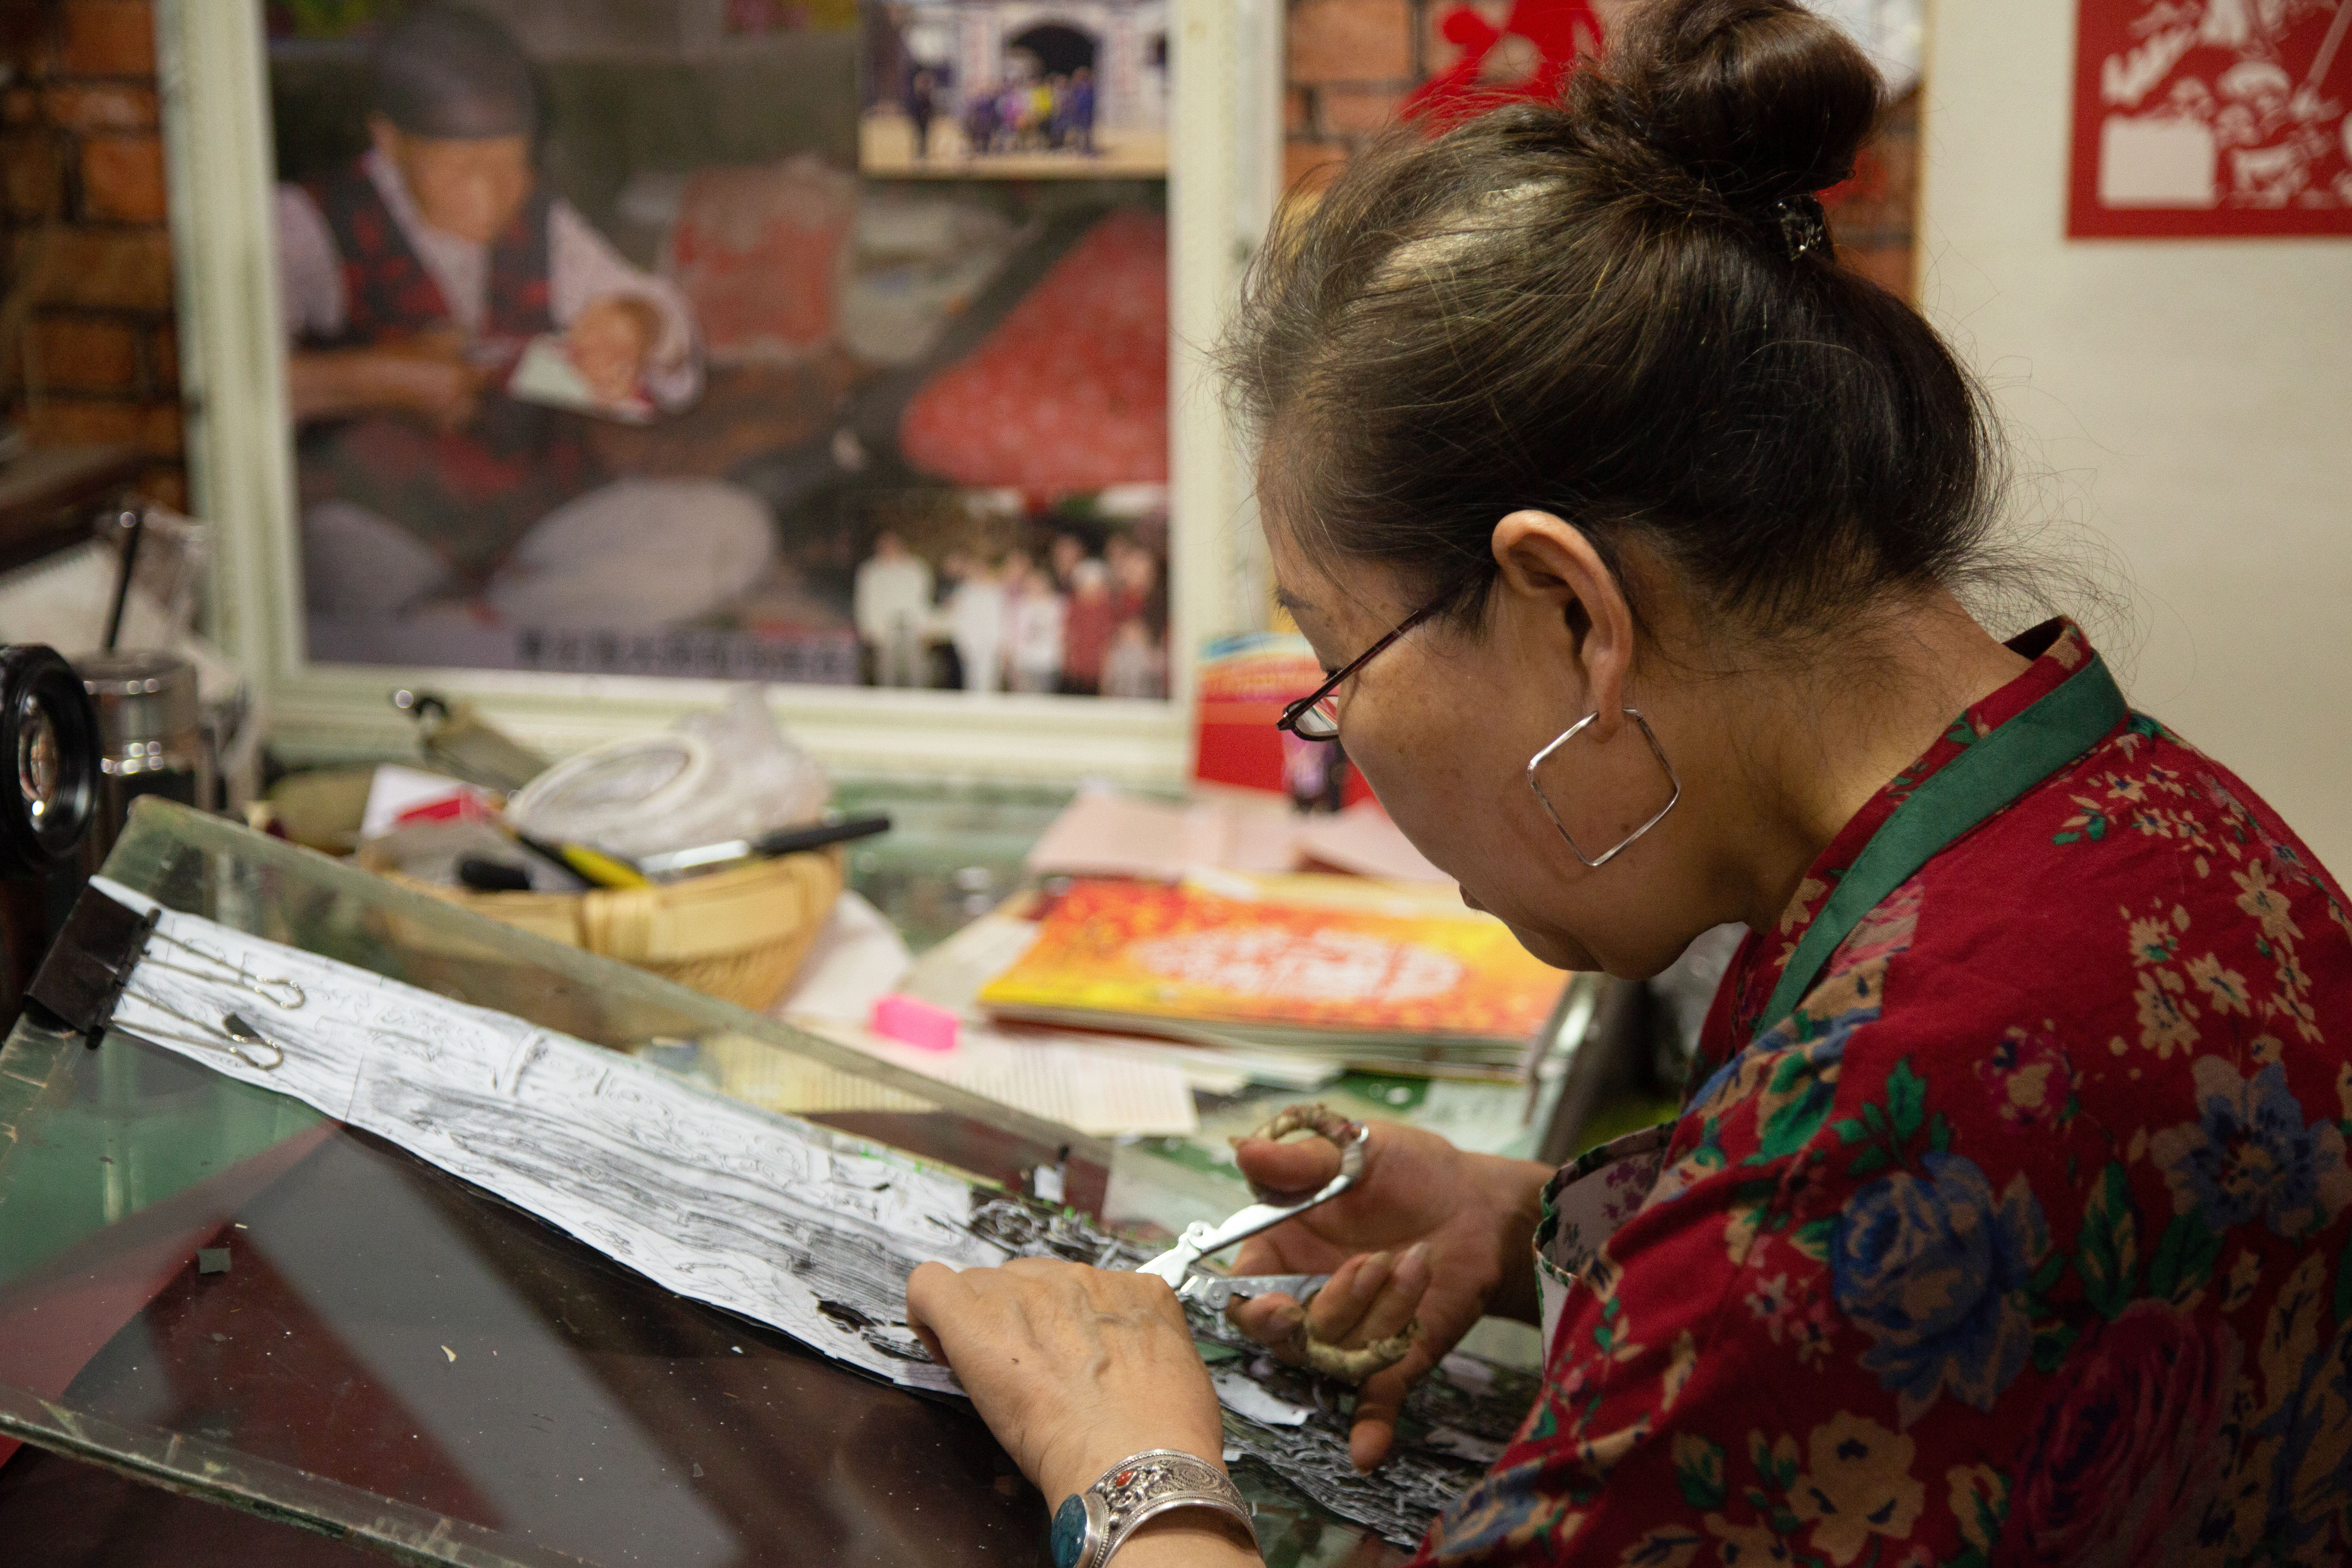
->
[157,0,1281,779]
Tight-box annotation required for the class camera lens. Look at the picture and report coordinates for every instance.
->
[21,698,60,822]
[0,646,101,875]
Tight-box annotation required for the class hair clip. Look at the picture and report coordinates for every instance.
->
[1773,195,1832,262]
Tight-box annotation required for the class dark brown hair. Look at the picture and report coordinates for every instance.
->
[1223,0,1999,641]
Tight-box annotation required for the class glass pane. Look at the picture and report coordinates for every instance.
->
[0,799,1436,1565]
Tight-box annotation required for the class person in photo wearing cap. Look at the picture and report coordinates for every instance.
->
[277,5,772,634]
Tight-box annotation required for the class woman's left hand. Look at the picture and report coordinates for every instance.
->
[904,1258,1225,1503]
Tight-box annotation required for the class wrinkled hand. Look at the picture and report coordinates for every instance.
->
[566,295,660,402]
[905,1258,1225,1504]
[1225,1120,1549,1471]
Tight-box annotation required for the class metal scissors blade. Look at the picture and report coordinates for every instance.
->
[1136,1123,1368,1285]
[1174,1272,1330,1313]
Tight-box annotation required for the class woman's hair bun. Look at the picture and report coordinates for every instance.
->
[1592,0,1883,205]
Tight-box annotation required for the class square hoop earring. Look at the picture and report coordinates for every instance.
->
[1526,708,1682,869]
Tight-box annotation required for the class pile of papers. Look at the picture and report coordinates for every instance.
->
[764,890,1205,1138]
[760,789,1569,1137]
[1022,787,1454,886]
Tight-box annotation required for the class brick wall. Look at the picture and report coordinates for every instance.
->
[1,0,186,509]
[1281,0,1918,299]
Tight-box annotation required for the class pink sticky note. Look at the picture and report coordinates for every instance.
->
[871,993,958,1053]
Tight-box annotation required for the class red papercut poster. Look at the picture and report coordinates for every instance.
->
[2071,0,2352,237]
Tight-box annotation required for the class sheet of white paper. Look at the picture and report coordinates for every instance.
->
[94,879,988,1394]
[791,1017,1199,1138]
[1023,789,1305,882]
[898,908,1044,1019]
[1294,801,1452,886]
[505,332,655,423]
[775,889,913,1023]
[1022,789,1211,880]
[359,765,493,838]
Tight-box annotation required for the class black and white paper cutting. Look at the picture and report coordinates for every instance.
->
[85,880,1530,1546]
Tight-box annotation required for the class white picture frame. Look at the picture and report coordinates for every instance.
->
[155,0,1282,784]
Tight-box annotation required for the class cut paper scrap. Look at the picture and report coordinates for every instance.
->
[504,333,656,424]
[1211,1368,1312,1428]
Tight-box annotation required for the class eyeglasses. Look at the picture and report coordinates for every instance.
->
[1274,593,1450,742]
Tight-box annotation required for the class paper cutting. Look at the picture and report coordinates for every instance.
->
[84,881,1522,1544]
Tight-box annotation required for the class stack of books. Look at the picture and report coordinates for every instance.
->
[977,872,1571,1080]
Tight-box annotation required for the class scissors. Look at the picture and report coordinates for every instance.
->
[1136,1121,1368,1310]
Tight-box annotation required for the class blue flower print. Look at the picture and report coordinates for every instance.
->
[2258,1305,2352,1555]
[2149,1057,2352,1238]
[1830,1152,2049,1424]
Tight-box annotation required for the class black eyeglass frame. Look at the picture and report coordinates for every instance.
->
[1274,593,1452,741]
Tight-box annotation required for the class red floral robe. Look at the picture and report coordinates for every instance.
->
[1419,620,2352,1566]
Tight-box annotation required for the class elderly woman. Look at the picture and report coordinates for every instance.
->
[908,2,2352,1563]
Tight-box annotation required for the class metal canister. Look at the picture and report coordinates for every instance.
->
[74,650,212,871]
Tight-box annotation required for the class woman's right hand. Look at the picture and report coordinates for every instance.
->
[1223,1120,1552,1470]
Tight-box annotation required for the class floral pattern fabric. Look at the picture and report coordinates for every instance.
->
[1534,1124,1675,1349]
[1416,621,2352,1567]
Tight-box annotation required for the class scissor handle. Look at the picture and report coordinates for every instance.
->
[1137,1123,1368,1283]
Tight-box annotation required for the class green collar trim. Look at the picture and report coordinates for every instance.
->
[1752,654,2129,1044]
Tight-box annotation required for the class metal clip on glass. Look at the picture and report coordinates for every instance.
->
[117,993,292,1073]
[25,883,298,1071]
[137,926,307,1010]
[1135,1121,1368,1299]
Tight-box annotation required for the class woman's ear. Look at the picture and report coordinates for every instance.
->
[1490,510,1636,741]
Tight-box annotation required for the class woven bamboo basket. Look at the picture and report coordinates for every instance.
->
[357,844,844,1014]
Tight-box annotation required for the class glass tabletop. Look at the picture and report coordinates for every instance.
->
[0,800,1448,1566]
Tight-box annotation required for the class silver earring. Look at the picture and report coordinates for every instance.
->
[1526,708,1682,869]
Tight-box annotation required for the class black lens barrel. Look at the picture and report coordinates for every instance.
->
[0,645,102,876]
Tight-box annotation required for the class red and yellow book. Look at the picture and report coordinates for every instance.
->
[978,873,1571,1077]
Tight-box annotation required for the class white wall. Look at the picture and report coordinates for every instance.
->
[1917,1,2352,874]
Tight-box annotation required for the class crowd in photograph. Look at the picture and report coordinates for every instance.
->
[900,65,1100,160]
[852,528,1167,697]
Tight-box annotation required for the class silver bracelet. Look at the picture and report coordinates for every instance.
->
[1048,1449,1256,1568]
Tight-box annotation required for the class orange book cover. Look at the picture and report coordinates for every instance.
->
[978,875,1568,1048]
